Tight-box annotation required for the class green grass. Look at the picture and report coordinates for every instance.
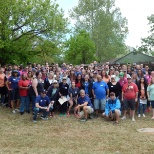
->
[0,106,154,154]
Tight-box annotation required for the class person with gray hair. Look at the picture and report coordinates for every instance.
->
[76,89,94,122]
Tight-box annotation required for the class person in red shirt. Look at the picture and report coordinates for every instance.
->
[121,75,138,121]
[18,74,30,115]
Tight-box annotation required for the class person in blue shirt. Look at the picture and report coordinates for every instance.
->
[76,89,94,122]
[103,92,121,124]
[67,81,79,116]
[6,70,20,113]
[92,75,109,117]
[33,90,53,122]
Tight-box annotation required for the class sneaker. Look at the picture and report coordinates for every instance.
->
[59,113,63,116]
[63,113,66,116]
[94,114,98,118]
[1,103,6,106]
[80,118,87,122]
[67,113,70,116]
[151,117,154,119]
[138,114,140,118]
[12,110,16,114]
[41,116,48,120]
[20,112,24,115]
[15,108,20,112]
[121,116,126,120]
[132,118,135,122]
[143,114,145,117]
[89,114,94,119]
[113,121,119,125]
[145,108,150,112]
[33,120,37,123]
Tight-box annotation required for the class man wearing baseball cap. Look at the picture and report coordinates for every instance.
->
[103,92,121,124]
[121,75,138,121]
[33,89,53,122]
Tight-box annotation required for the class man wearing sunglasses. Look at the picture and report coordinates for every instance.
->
[103,92,121,124]
[33,89,53,122]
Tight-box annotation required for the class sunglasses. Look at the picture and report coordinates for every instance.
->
[42,92,46,94]
[110,94,115,96]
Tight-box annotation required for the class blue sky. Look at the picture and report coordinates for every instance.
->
[56,0,154,48]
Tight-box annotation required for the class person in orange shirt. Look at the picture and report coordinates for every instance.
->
[0,68,6,106]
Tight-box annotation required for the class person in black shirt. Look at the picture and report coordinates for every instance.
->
[59,77,69,116]
[107,75,121,98]
[46,80,59,117]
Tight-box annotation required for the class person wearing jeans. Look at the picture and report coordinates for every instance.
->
[18,74,30,115]
[137,77,148,117]
[33,90,53,122]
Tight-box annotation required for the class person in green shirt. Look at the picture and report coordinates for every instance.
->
[147,78,154,119]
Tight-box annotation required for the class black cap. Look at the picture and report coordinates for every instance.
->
[40,89,46,94]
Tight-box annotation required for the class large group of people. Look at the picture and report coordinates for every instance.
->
[0,61,154,124]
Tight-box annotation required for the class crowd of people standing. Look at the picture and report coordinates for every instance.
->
[0,61,154,123]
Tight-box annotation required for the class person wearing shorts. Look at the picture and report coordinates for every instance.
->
[6,70,20,113]
[76,90,94,122]
[92,75,109,117]
[121,76,138,121]
[103,92,121,124]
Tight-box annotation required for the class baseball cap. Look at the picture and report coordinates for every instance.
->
[40,89,46,94]
[111,75,116,79]
[62,77,67,80]
[119,72,124,77]
[127,75,132,79]
[12,70,18,73]
[53,80,58,83]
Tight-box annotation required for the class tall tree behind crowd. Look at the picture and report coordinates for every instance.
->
[0,0,68,65]
[70,0,128,62]
[137,14,154,54]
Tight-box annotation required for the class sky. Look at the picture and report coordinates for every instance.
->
[56,0,154,48]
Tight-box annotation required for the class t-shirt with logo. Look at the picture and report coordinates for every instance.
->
[77,95,94,108]
[59,82,69,96]
[68,87,79,98]
[92,81,109,99]
[8,76,20,90]
[35,95,50,107]
[122,82,138,100]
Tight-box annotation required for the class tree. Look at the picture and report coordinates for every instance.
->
[138,14,154,53]
[0,0,68,65]
[65,30,96,64]
[70,0,128,62]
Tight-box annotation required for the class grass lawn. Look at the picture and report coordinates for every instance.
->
[0,106,154,154]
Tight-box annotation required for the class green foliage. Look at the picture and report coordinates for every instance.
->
[70,0,128,62]
[65,30,96,64]
[138,14,154,53]
[0,0,68,65]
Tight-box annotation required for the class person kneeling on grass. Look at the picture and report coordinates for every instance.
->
[33,90,53,122]
[75,89,94,122]
[103,92,121,124]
